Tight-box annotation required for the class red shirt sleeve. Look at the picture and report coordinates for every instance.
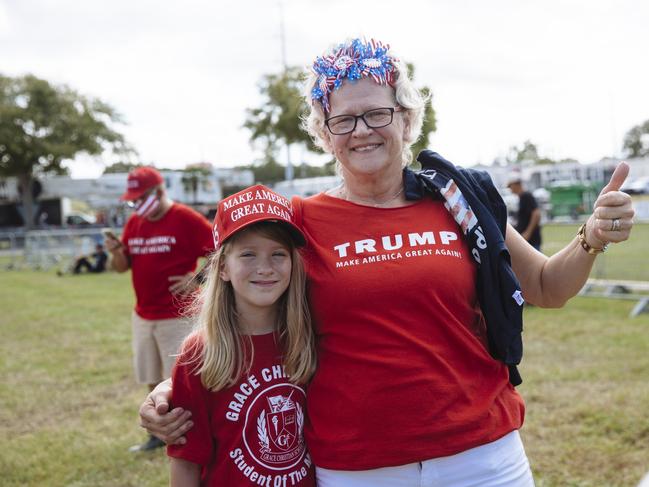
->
[167,337,214,466]
[120,215,135,259]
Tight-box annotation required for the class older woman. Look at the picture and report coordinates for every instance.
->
[141,38,634,486]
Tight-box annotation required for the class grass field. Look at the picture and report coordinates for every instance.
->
[1,225,649,486]
[541,222,649,281]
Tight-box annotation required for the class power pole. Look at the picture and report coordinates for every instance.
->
[279,0,287,71]
[279,0,293,181]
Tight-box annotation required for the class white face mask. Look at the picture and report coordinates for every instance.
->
[134,192,161,218]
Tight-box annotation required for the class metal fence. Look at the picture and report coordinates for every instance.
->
[0,228,107,271]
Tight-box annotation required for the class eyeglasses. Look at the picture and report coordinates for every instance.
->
[324,107,402,135]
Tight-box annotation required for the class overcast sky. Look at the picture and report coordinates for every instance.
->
[1,0,648,178]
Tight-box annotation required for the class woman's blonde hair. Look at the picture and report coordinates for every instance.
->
[302,39,429,167]
[181,222,316,391]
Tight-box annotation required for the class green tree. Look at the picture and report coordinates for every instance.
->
[0,74,130,228]
[181,164,212,204]
[507,140,557,166]
[102,161,142,174]
[243,66,318,172]
[407,64,437,167]
[245,152,288,185]
[507,140,540,165]
[623,119,649,158]
[298,160,337,178]
[244,156,336,185]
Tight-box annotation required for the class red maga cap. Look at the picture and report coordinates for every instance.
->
[120,167,164,201]
[212,184,306,249]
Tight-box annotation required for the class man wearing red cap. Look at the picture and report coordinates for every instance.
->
[106,166,214,452]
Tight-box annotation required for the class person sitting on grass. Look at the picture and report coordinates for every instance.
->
[58,243,108,276]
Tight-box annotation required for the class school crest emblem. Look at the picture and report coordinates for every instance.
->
[262,393,298,451]
[243,384,306,470]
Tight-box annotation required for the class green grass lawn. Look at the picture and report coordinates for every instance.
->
[0,271,169,487]
[541,222,649,281]
[520,300,649,486]
[2,266,649,486]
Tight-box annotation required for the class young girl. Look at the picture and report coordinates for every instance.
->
[167,185,316,487]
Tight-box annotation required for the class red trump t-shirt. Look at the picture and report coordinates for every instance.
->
[121,203,214,320]
[168,333,315,486]
[293,193,525,470]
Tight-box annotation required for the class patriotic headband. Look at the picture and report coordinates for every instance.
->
[311,38,398,113]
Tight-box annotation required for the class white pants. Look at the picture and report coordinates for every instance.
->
[316,430,535,487]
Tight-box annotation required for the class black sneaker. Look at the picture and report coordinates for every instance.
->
[128,435,165,452]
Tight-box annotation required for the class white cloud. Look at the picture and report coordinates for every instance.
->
[0,1,10,36]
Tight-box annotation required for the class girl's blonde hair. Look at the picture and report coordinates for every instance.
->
[181,222,316,391]
[302,39,429,167]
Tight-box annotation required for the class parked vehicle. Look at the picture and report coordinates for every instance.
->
[547,181,602,221]
[65,212,97,226]
[621,177,649,195]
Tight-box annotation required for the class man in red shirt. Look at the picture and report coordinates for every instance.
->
[105,167,214,452]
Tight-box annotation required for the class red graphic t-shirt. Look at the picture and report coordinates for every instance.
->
[121,203,214,320]
[168,333,315,487]
[293,193,525,470]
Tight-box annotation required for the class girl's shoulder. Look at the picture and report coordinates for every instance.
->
[177,331,204,364]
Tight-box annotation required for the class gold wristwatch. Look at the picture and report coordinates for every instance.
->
[577,223,608,254]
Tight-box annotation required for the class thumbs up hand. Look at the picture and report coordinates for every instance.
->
[584,162,635,249]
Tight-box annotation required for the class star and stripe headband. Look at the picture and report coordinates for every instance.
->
[310,38,398,113]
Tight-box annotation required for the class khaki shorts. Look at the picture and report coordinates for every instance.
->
[131,312,194,385]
